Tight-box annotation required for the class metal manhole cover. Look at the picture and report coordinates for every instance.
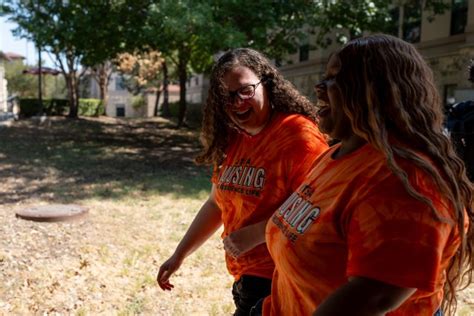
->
[15,204,88,222]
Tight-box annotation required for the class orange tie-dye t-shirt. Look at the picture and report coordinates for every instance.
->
[263,143,461,316]
[211,113,328,281]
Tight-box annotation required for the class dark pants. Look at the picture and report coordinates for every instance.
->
[232,275,271,316]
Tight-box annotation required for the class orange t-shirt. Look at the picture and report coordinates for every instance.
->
[264,143,461,315]
[211,113,328,280]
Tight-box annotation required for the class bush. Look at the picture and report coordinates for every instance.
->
[19,98,69,117]
[48,99,69,115]
[19,98,42,117]
[78,99,104,117]
[131,95,146,110]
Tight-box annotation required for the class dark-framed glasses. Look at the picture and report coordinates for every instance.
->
[228,80,262,102]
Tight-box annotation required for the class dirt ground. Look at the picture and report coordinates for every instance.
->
[0,116,473,315]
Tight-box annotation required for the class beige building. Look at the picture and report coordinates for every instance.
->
[186,74,209,104]
[0,52,25,115]
[185,1,473,108]
[280,0,474,107]
[83,72,179,118]
[0,52,8,112]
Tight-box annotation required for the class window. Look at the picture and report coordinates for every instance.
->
[451,0,468,35]
[386,4,420,43]
[299,44,310,62]
[115,77,126,91]
[403,3,421,43]
[194,76,199,86]
[116,104,125,117]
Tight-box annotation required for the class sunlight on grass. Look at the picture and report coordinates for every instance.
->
[0,117,234,314]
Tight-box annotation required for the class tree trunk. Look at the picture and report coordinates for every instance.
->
[37,45,43,115]
[98,68,108,115]
[177,54,187,128]
[92,62,112,116]
[66,73,79,118]
[161,61,171,117]
[154,86,162,116]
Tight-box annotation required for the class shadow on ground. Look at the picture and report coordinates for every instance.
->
[0,116,212,204]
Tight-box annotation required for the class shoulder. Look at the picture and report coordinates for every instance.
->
[274,113,323,139]
[278,113,316,127]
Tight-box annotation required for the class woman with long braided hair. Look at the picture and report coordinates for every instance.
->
[261,34,473,316]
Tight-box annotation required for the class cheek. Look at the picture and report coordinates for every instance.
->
[327,86,341,105]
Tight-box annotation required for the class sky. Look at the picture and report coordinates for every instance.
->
[0,16,53,67]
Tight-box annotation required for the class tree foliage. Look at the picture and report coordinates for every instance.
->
[308,0,451,45]
[2,0,150,117]
[4,58,66,99]
[116,51,164,94]
[1,0,452,123]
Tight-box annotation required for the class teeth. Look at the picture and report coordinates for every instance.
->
[236,109,250,115]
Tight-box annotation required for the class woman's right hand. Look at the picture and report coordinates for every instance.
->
[157,253,184,291]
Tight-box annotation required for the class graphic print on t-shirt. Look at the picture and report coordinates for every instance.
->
[271,183,320,242]
[217,158,266,197]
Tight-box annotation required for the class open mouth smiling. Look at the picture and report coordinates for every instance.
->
[233,108,252,120]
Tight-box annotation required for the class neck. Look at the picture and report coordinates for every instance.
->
[333,135,367,159]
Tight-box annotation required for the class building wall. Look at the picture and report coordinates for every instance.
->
[280,0,474,107]
[185,1,474,107]
[0,61,7,112]
[186,74,209,104]
[84,72,181,118]
[145,86,180,116]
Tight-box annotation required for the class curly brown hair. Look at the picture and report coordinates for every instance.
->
[195,48,317,166]
[334,34,473,315]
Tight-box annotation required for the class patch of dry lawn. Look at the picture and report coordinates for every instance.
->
[0,116,472,315]
[0,117,234,315]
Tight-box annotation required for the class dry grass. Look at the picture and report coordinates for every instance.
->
[0,117,234,315]
[0,116,472,315]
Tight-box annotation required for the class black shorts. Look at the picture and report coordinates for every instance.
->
[232,275,271,316]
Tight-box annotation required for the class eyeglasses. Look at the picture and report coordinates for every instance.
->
[227,80,262,102]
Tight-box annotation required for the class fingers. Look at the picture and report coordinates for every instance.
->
[157,264,175,291]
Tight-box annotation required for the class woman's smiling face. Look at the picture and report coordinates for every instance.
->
[222,66,271,135]
[315,54,354,141]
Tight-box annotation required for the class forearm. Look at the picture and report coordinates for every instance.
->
[247,219,267,246]
[313,277,416,316]
[173,197,222,260]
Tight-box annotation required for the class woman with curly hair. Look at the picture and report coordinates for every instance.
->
[157,48,327,315]
[260,34,473,316]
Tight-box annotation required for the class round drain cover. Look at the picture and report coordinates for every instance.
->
[15,204,88,222]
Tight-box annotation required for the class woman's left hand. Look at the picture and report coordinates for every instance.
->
[223,220,267,258]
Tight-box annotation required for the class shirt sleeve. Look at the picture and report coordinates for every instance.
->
[210,164,219,184]
[345,185,453,292]
[283,118,328,191]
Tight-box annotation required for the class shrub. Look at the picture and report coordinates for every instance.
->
[19,98,42,117]
[131,96,146,110]
[19,98,69,117]
[47,99,69,115]
[78,99,104,117]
